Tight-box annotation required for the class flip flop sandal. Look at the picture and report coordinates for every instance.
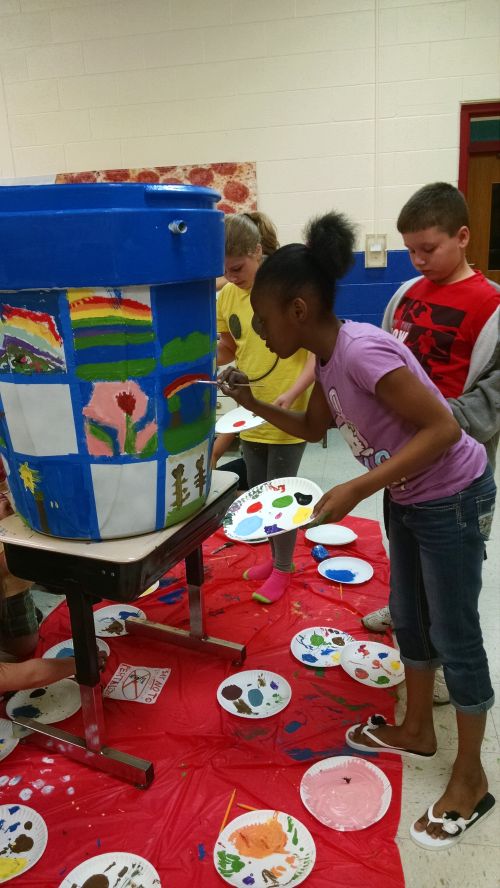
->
[409,792,496,850]
[345,714,437,759]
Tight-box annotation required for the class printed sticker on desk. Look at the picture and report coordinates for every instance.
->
[103,663,171,704]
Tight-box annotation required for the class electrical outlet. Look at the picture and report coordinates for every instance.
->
[365,234,387,268]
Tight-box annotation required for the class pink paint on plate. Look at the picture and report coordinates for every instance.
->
[300,755,391,831]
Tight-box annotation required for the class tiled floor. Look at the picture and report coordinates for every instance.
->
[33,430,500,886]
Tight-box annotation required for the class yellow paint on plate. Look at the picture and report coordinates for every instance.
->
[292,506,313,526]
[0,857,28,879]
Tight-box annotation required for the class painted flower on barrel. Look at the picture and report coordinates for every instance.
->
[83,380,158,457]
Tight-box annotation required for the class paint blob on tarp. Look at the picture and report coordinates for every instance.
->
[235,515,262,536]
[325,569,357,582]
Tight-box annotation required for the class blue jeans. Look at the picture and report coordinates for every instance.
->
[388,466,496,713]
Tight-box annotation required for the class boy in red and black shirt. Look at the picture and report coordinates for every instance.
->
[363,183,500,661]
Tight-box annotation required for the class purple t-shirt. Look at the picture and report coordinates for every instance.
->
[316,321,486,504]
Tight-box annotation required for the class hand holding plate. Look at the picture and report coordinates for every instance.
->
[311,481,361,523]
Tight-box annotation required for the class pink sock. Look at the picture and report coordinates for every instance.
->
[252,568,291,604]
[243,560,273,581]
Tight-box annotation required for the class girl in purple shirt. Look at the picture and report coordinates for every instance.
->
[219,211,496,851]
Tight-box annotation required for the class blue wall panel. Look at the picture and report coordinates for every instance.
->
[336,250,415,326]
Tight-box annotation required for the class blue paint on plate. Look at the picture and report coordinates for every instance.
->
[235,515,262,537]
[325,569,357,582]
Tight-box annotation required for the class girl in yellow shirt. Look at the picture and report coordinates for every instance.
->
[217,212,314,603]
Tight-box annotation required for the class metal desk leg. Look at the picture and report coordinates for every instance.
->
[127,545,246,664]
[185,546,204,638]
[10,587,155,788]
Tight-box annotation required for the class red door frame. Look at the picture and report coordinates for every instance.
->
[458,100,500,194]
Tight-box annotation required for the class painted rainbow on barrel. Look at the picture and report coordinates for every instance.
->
[163,373,209,398]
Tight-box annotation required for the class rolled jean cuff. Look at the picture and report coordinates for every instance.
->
[449,691,495,714]
[400,654,442,671]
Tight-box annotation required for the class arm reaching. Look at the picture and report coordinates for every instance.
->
[312,366,462,523]
[273,352,316,409]
[218,367,332,442]
[0,649,107,694]
[217,332,237,367]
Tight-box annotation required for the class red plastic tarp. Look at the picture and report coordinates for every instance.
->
[0,516,404,888]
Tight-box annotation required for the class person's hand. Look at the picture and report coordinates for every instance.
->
[311,482,362,524]
[0,492,14,521]
[217,368,256,411]
[273,391,294,409]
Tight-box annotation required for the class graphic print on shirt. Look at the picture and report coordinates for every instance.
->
[327,387,407,489]
[228,313,242,340]
[392,298,466,388]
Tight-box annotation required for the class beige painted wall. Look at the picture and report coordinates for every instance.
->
[0,0,499,247]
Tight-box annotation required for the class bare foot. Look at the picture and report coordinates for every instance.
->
[347,719,437,756]
[413,766,488,841]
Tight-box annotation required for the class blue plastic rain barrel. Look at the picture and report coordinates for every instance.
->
[0,183,223,540]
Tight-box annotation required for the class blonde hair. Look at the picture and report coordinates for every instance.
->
[224,211,279,258]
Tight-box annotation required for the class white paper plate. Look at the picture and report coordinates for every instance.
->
[217,669,291,719]
[0,717,19,763]
[305,523,357,545]
[93,605,146,638]
[214,809,315,888]
[340,640,405,687]
[0,804,48,882]
[215,406,266,435]
[223,476,323,541]
[43,637,110,660]
[300,755,392,831]
[58,852,161,888]
[317,556,373,585]
[290,626,355,667]
[6,678,82,724]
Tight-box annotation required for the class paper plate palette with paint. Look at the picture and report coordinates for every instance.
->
[0,717,19,763]
[215,405,266,435]
[58,852,161,888]
[317,556,373,585]
[93,604,146,637]
[305,523,358,546]
[43,637,110,660]
[300,755,392,831]
[340,640,405,687]
[223,477,323,542]
[6,678,82,725]
[217,669,291,718]
[214,809,316,888]
[0,804,48,881]
[290,626,355,667]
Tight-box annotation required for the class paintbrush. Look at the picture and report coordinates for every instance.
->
[194,379,265,388]
[220,788,237,832]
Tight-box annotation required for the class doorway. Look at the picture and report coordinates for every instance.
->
[459,102,500,285]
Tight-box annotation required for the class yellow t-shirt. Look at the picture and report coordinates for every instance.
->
[217,283,312,444]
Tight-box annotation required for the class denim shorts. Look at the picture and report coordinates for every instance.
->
[388,465,496,713]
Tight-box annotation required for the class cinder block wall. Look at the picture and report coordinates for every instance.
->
[0,0,498,315]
